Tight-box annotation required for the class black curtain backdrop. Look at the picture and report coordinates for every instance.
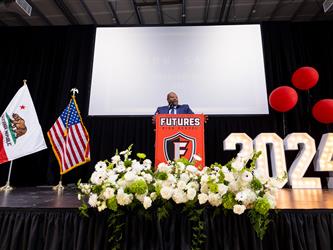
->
[0,208,332,250]
[0,22,332,187]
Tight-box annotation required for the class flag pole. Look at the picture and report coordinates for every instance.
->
[0,161,14,192]
[52,88,79,192]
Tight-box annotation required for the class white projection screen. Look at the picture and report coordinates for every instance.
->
[89,25,269,116]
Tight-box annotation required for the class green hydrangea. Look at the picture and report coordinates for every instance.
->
[222,192,236,209]
[250,177,263,191]
[155,172,168,180]
[208,182,218,193]
[254,197,270,215]
[107,196,118,211]
[128,179,148,195]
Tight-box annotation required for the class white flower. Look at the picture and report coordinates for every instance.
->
[95,161,107,172]
[193,154,202,161]
[224,172,235,183]
[177,180,187,190]
[172,189,187,204]
[143,159,152,166]
[235,189,257,205]
[124,171,137,182]
[217,184,228,196]
[98,201,107,212]
[186,188,197,200]
[132,160,144,173]
[143,196,152,209]
[158,162,171,173]
[231,159,244,171]
[78,193,82,201]
[208,193,222,207]
[107,174,119,185]
[241,170,253,183]
[143,174,153,183]
[114,163,126,173]
[160,186,173,200]
[180,173,190,183]
[119,150,128,155]
[150,192,157,201]
[228,180,240,192]
[200,183,209,193]
[233,204,246,215]
[111,155,121,164]
[103,187,115,199]
[186,165,198,174]
[116,189,133,206]
[117,179,127,188]
[79,183,91,194]
[166,174,177,185]
[221,166,230,174]
[200,174,209,184]
[176,162,185,171]
[198,193,208,204]
[91,171,107,185]
[88,194,98,207]
[186,181,199,191]
[136,194,145,203]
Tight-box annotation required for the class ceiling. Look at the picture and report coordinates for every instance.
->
[0,0,332,26]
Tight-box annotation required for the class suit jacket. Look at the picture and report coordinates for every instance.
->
[155,104,194,114]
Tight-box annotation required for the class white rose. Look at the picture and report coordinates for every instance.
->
[167,174,177,185]
[95,161,107,172]
[224,172,235,183]
[186,188,197,200]
[158,162,171,173]
[124,171,137,182]
[228,180,239,192]
[116,189,133,206]
[143,196,152,209]
[177,180,187,190]
[88,194,98,207]
[143,174,153,183]
[117,179,127,188]
[111,155,121,164]
[200,174,209,184]
[221,166,230,174]
[200,183,209,193]
[160,186,173,200]
[241,170,253,183]
[136,194,145,203]
[233,204,246,215]
[193,154,202,161]
[172,189,187,204]
[217,184,228,196]
[150,192,157,201]
[180,173,190,183]
[198,193,208,204]
[103,187,115,199]
[186,181,199,191]
[186,165,198,174]
[208,193,222,207]
[97,201,107,212]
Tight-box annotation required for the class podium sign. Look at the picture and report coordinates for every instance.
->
[155,114,205,168]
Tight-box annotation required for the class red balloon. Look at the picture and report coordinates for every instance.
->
[269,86,298,112]
[291,66,319,90]
[312,99,333,124]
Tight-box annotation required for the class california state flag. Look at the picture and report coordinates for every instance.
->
[0,84,47,164]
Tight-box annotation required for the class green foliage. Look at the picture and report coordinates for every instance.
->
[137,153,146,160]
[155,171,168,180]
[248,209,271,240]
[208,182,218,193]
[177,157,192,166]
[124,159,132,167]
[254,197,270,215]
[183,201,206,250]
[91,185,103,194]
[107,197,118,212]
[249,151,262,170]
[79,202,89,218]
[128,179,148,195]
[108,210,126,250]
[250,177,263,191]
[222,192,236,209]
[157,200,172,221]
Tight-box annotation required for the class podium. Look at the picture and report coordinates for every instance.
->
[155,114,205,168]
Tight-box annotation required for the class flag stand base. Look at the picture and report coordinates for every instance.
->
[0,182,14,192]
[53,181,64,192]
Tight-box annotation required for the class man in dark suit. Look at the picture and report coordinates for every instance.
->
[152,92,194,124]
[155,92,194,115]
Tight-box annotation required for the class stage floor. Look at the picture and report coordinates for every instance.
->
[0,187,333,209]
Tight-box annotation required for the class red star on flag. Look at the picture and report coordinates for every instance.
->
[20,105,26,110]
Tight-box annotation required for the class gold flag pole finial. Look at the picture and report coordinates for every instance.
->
[23,79,27,85]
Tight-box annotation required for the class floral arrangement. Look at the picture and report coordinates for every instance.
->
[78,145,283,249]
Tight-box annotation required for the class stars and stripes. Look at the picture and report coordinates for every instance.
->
[47,98,90,174]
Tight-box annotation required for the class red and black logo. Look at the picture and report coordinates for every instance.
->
[163,132,196,162]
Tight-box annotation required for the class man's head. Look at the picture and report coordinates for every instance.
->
[167,92,178,106]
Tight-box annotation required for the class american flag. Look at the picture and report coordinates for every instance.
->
[47,98,90,174]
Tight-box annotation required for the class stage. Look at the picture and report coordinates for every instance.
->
[0,188,332,250]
